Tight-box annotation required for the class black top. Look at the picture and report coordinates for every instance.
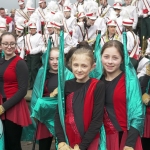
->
[55,78,105,150]
[101,73,139,148]
[0,56,29,111]
[44,72,58,95]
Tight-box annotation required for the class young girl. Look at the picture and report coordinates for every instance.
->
[35,47,59,150]
[101,40,144,150]
[101,18,121,47]
[0,32,31,150]
[55,47,105,150]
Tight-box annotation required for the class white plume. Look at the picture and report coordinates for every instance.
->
[53,11,64,25]
[114,0,122,4]
[28,12,39,24]
[16,17,26,27]
[47,0,59,13]
[26,0,33,8]
[109,10,117,21]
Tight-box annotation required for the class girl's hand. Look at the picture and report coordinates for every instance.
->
[123,146,134,150]
[73,144,80,150]
[0,105,5,115]
[58,142,72,150]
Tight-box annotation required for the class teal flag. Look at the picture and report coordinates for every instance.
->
[122,32,145,136]
[30,38,58,136]
[0,120,4,150]
[90,31,103,79]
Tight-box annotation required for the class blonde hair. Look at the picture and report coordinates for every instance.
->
[70,47,95,67]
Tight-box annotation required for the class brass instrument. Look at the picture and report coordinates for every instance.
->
[141,36,148,56]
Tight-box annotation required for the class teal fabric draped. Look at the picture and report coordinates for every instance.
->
[122,32,145,136]
[0,120,4,150]
[21,39,53,141]
[30,38,58,136]
[90,31,103,79]
[57,30,74,144]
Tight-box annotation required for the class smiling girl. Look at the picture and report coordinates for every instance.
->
[101,40,144,150]
[55,47,105,150]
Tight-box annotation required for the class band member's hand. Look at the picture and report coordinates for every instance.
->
[146,63,150,76]
[50,88,58,97]
[0,105,5,115]
[58,142,72,150]
[73,144,80,150]
[26,50,30,55]
[123,146,134,150]
[142,93,150,105]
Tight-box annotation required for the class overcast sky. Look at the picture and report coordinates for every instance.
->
[1,0,114,12]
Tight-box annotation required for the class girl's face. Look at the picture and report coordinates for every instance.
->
[49,50,59,73]
[1,35,16,57]
[108,26,116,35]
[71,54,94,83]
[101,47,122,74]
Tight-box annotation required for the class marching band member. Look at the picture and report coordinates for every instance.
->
[72,0,86,16]
[0,8,13,32]
[44,15,58,47]
[122,0,138,30]
[98,0,113,22]
[140,0,150,41]
[35,0,46,33]
[72,1,98,47]
[26,0,41,33]
[53,11,74,54]
[113,0,123,36]
[122,18,140,69]
[25,21,45,89]
[15,24,25,59]
[63,0,77,36]
[0,17,7,32]
[76,5,86,23]
[15,0,29,23]
[101,14,121,47]
[131,0,143,44]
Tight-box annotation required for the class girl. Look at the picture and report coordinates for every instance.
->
[101,18,121,47]
[36,47,59,150]
[0,32,31,150]
[55,46,105,150]
[101,40,144,150]
[53,11,74,54]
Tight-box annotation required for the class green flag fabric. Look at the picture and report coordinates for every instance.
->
[122,32,145,136]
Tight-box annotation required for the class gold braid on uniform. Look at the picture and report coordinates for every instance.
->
[146,63,150,76]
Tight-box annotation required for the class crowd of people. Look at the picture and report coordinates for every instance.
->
[0,0,150,150]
